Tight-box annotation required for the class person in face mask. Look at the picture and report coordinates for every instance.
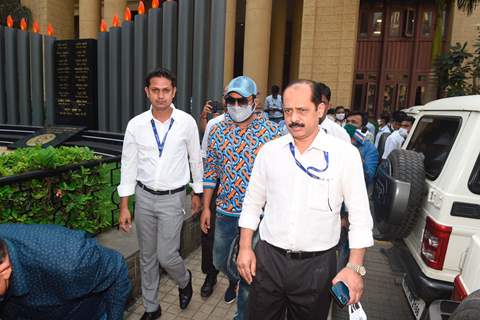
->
[335,106,347,127]
[201,76,282,320]
[382,115,415,159]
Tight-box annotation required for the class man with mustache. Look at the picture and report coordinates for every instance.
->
[201,76,281,320]
[237,79,373,320]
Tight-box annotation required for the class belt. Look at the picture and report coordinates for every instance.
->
[137,181,185,196]
[265,241,335,260]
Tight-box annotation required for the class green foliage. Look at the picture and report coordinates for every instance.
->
[435,42,473,97]
[0,146,116,234]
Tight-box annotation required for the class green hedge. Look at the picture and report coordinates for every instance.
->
[0,146,116,233]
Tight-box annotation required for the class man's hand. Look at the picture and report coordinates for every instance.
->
[200,207,211,234]
[201,101,216,119]
[191,194,202,215]
[237,247,256,285]
[332,267,364,305]
[119,207,132,233]
[0,260,12,281]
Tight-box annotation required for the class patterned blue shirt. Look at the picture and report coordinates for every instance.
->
[0,224,131,320]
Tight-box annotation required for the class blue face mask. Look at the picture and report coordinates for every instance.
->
[227,103,255,122]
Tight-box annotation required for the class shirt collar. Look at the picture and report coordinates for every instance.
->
[282,128,330,152]
[148,104,177,123]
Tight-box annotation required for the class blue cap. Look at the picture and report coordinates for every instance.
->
[226,76,257,97]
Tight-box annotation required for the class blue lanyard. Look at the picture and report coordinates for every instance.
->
[151,118,175,158]
[289,142,329,180]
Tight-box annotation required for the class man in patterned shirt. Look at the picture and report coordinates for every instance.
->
[200,76,281,320]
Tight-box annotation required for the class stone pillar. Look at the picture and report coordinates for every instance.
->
[104,0,127,28]
[290,0,303,81]
[268,0,287,90]
[224,0,237,86]
[243,0,272,99]
[79,0,101,39]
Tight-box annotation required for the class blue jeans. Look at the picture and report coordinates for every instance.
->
[213,213,251,320]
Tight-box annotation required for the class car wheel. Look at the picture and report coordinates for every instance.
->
[449,290,480,320]
[373,149,426,240]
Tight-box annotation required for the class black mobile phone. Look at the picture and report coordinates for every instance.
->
[209,100,223,114]
[330,281,350,308]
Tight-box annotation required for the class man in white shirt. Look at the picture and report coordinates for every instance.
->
[264,85,283,123]
[382,115,415,159]
[315,82,350,143]
[374,112,392,148]
[236,79,374,320]
[117,68,203,320]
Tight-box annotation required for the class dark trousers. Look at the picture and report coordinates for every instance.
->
[248,240,337,320]
[201,186,219,275]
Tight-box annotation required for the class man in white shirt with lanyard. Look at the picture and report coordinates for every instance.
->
[117,68,203,320]
[237,79,373,320]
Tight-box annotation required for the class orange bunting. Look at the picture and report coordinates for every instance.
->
[6,15,14,28]
[100,19,107,32]
[112,15,120,27]
[20,18,27,31]
[152,0,159,8]
[47,23,54,36]
[138,1,145,15]
[33,21,40,33]
[124,7,132,22]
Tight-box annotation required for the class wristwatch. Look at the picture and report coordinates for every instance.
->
[346,263,366,277]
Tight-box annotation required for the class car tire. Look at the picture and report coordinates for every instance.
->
[377,132,391,159]
[373,149,426,240]
[449,290,480,320]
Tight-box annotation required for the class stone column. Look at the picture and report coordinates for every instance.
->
[224,0,237,86]
[104,0,127,28]
[79,0,101,39]
[268,0,287,90]
[243,0,272,99]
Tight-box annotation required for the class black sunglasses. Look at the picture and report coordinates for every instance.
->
[225,96,249,106]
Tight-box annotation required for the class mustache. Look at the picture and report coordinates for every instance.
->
[288,122,305,128]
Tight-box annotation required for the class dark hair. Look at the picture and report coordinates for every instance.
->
[348,111,367,126]
[327,108,335,115]
[335,106,345,113]
[145,68,177,88]
[316,82,331,102]
[0,239,7,263]
[284,79,322,107]
[392,111,407,123]
[271,85,280,96]
[404,116,415,124]
[380,111,390,123]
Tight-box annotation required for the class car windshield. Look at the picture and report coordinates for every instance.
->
[407,116,461,180]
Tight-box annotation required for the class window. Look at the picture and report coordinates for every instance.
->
[421,11,433,37]
[397,84,408,108]
[359,11,369,37]
[372,12,383,36]
[407,116,461,180]
[383,85,394,113]
[366,83,377,112]
[356,73,365,80]
[353,84,364,111]
[405,8,415,37]
[390,11,401,36]
[415,86,425,105]
[469,153,480,194]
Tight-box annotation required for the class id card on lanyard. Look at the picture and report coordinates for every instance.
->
[151,118,175,158]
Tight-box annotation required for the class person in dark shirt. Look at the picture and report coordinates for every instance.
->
[0,224,131,320]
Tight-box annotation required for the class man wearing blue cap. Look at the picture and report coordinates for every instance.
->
[201,76,282,320]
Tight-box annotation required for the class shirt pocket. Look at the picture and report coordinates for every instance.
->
[307,178,333,213]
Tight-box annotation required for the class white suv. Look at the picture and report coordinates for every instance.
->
[372,95,480,319]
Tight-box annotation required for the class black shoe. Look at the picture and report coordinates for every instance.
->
[179,270,193,309]
[200,272,218,297]
[139,306,162,320]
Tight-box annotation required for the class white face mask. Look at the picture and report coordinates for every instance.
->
[398,127,408,138]
[227,103,255,123]
[336,113,345,121]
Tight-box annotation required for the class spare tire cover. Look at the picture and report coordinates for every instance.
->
[373,149,426,240]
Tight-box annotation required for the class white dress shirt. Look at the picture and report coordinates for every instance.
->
[201,114,225,158]
[117,104,203,197]
[382,130,404,159]
[264,95,283,119]
[239,130,374,252]
[320,117,351,143]
[375,125,392,147]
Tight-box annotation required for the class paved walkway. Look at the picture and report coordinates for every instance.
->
[125,241,414,320]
